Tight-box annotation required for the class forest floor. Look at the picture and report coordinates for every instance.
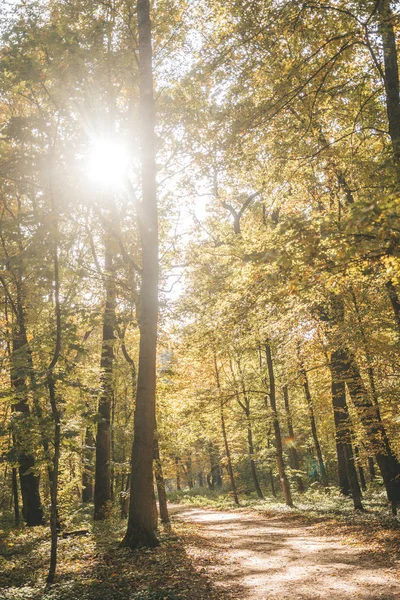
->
[1,497,400,600]
[169,503,400,600]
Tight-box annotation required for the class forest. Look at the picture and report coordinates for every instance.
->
[0,1,399,599]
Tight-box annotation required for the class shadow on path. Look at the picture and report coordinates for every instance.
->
[170,504,400,600]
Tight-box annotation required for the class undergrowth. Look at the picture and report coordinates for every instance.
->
[0,506,231,600]
[168,483,400,527]
[2,485,399,599]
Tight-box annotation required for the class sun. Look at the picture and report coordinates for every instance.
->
[87,139,130,188]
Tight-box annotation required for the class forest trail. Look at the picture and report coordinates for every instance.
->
[170,505,400,600]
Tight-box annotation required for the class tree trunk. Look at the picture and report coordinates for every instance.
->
[82,427,94,503]
[94,233,116,521]
[377,0,400,171]
[122,0,159,549]
[221,404,239,504]
[265,343,293,507]
[269,468,276,497]
[46,203,62,585]
[209,441,222,487]
[186,454,194,489]
[46,374,61,584]
[386,280,400,338]
[368,456,376,481]
[299,367,328,486]
[121,473,130,519]
[283,385,305,492]
[266,430,277,497]
[246,411,264,499]
[351,289,381,406]
[11,313,44,526]
[12,465,20,526]
[329,350,363,510]
[354,446,367,492]
[153,434,169,524]
[342,349,400,513]
[175,456,181,491]
[111,393,116,500]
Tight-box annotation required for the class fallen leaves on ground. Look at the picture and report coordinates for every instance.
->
[0,515,237,600]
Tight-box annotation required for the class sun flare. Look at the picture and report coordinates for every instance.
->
[87,139,130,187]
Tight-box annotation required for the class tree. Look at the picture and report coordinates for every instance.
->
[122,0,159,549]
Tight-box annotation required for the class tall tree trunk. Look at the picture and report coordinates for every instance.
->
[153,434,169,524]
[46,199,62,585]
[265,343,293,507]
[11,309,44,527]
[220,398,239,505]
[354,446,367,492]
[234,363,261,498]
[122,0,159,549]
[12,463,20,526]
[299,366,328,486]
[214,351,239,504]
[186,454,194,489]
[341,349,400,513]
[385,280,400,338]
[350,289,381,406]
[283,385,304,492]
[175,456,182,491]
[111,393,116,500]
[377,0,400,171]
[94,233,116,520]
[208,441,223,488]
[82,427,94,503]
[269,468,276,497]
[329,350,363,510]
[246,410,264,499]
[266,429,277,497]
[368,455,376,481]
[121,473,131,519]
[47,374,61,584]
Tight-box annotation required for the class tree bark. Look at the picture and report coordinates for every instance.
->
[329,350,363,510]
[12,464,20,526]
[367,455,376,481]
[341,349,400,513]
[46,199,62,585]
[153,434,169,524]
[266,429,277,497]
[11,307,44,527]
[46,374,61,584]
[265,343,293,507]
[283,385,304,492]
[299,367,328,487]
[94,232,116,521]
[220,397,239,505]
[246,411,264,499]
[82,427,94,503]
[385,280,400,338]
[354,446,367,492]
[175,456,182,491]
[208,441,223,488]
[122,0,159,549]
[377,0,400,171]
[186,454,194,489]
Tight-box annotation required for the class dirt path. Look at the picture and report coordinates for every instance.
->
[170,505,400,600]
